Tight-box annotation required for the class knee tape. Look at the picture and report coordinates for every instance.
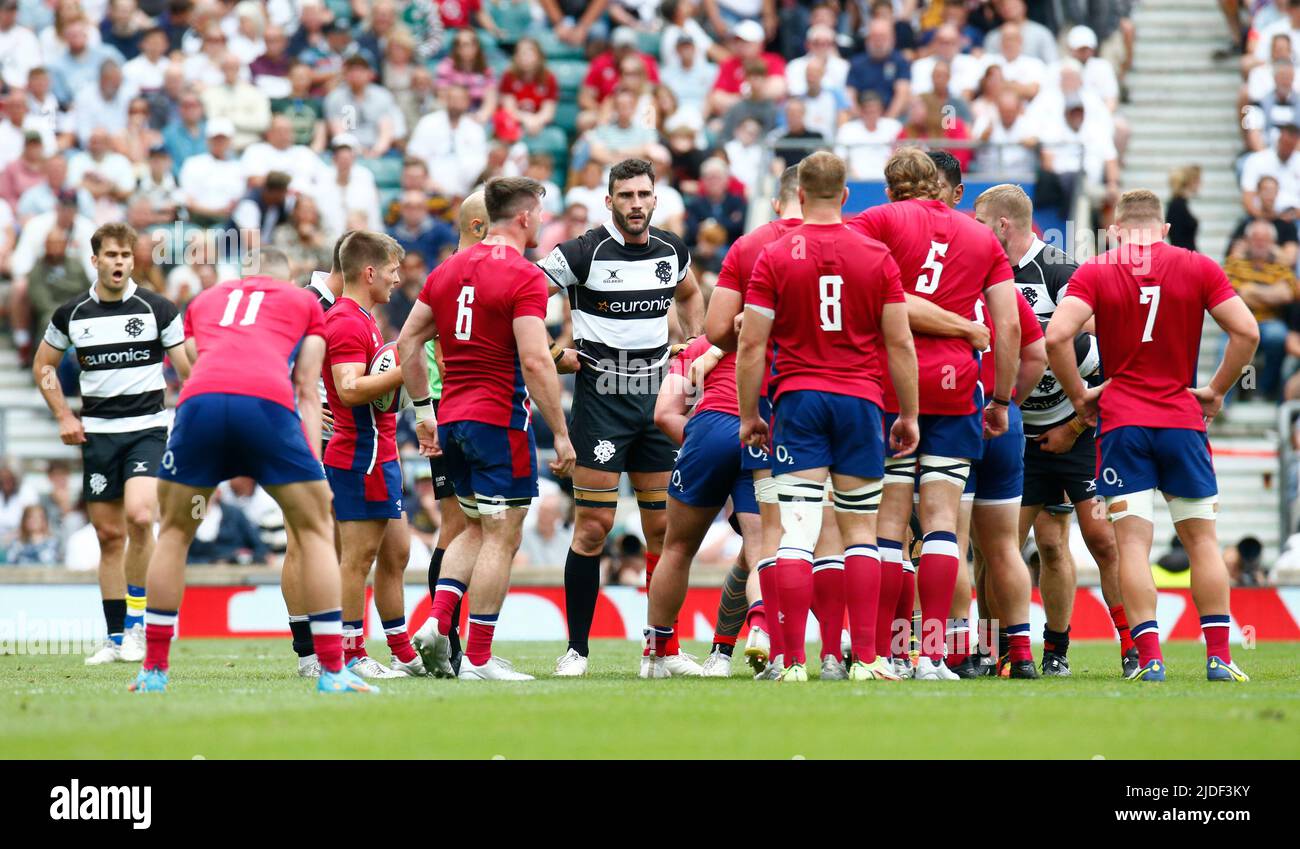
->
[833,479,883,513]
[1105,488,1155,523]
[754,475,779,505]
[574,486,619,510]
[456,495,481,520]
[884,455,917,487]
[634,487,667,511]
[774,474,825,555]
[1168,495,1219,523]
[919,455,971,488]
[475,493,532,517]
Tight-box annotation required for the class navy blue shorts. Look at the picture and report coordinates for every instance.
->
[885,409,985,461]
[326,459,404,521]
[771,391,885,479]
[964,402,1023,503]
[160,393,324,488]
[1096,426,1217,499]
[670,410,758,514]
[741,396,773,472]
[438,420,539,510]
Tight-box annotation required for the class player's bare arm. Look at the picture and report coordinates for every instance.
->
[513,314,576,477]
[704,284,743,352]
[1045,294,1102,424]
[398,299,442,455]
[736,304,773,449]
[1015,338,1047,407]
[1195,295,1261,421]
[332,361,404,408]
[984,278,1020,437]
[881,301,921,457]
[903,292,989,350]
[293,335,327,455]
[31,341,85,445]
[166,342,192,382]
[688,345,722,386]
[674,265,706,340]
[652,370,693,446]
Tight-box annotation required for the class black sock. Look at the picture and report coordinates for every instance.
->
[998,628,1009,659]
[428,546,445,596]
[564,548,601,657]
[448,597,463,657]
[1043,627,1071,657]
[713,642,734,657]
[103,598,126,640]
[289,617,314,658]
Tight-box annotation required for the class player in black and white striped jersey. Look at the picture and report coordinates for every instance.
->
[33,223,191,667]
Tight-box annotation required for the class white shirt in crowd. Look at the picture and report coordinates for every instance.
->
[785,53,849,97]
[0,22,42,90]
[972,112,1040,174]
[910,53,984,97]
[67,149,137,196]
[239,142,328,193]
[122,54,171,91]
[312,165,382,236]
[179,152,246,215]
[723,138,763,195]
[1240,146,1300,210]
[1040,113,1119,187]
[406,111,489,199]
[11,210,97,280]
[993,53,1049,89]
[660,19,715,70]
[564,183,612,226]
[835,116,902,180]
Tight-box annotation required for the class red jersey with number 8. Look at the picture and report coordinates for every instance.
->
[1063,242,1237,434]
[846,198,1013,414]
[419,241,550,429]
[745,222,905,406]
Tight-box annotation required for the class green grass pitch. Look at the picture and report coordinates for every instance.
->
[3,640,1298,759]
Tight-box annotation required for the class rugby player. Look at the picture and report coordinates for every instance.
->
[1046,190,1258,682]
[129,247,372,694]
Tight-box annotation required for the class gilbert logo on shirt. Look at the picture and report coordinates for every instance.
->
[49,779,152,830]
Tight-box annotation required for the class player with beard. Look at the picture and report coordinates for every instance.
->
[539,158,706,677]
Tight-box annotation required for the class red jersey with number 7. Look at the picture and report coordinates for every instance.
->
[419,241,550,429]
[745,222,905,406]
[179,276,325,412]
[1063,242,1238,434]
[846,198,1013,414]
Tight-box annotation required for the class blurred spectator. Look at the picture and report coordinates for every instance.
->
[4,504,60,564]
[983,0,1058,65]
[1063,0,1135,82]
[144,63,186,129]
[388,189,456,266]
[709,19,786,119]
[1228,176,1298,266]
[130,229,165,291]
[200,50,271,152]
[0,460,38,543]
[249,24,291,98]
[381,28,422,122]
[786,24,848,98]
[579,26,660,130]
[178,117,243,226]
[68,127,136,217]
[1247,60,1300,153]
[271,193,332,282]
[26,67,67,146]
[162,88,207,174]
[799,55,850,140]
[1225,536,1266,587]
[649,159,687,235]
[13,189,96,284]
[1039,96,1120,219]
[686,156,746,246]
[537,202,590,255]
[71,58,135,148]
[970,62,1007,135]
[231,168,291,244]
[723,114,764,193]
[301,18,375,96]
[1223,220,1297,400]
[661,0,725,69]
[221,477,286,554]
[0,88,55,164]
[1064,25,1119,113]
[972,91,1039,175]
[692,217,727,280]
[324,54,401,159]
[538,0,611,48]
[703,0,775,38]
[720,58,780,141]
[1165,164,1200,253]
[1245,33,1294,111]
[769,98,825,168]
[988,22,1047,101]
[239,114,327,191]
[17,156,94,224]
[100,0,146,60]
[898,93,972,170]
[313,133,381,234]
[39,460,78,534]
[382,157,455,225]
[606,531,645,586]
[1151,535,1191,588]
[516,491,572,567]
[835,89,901,180]
[661,35,718,119]
[911,23,981,100]
[187,486,268,564]
[499,36,559,139]
[0,0,41,91]
[924,60,973,124]
[227,1,265,66]
[181,24,231,89]
[1240,119,1300,218]
[407,84,489,198]
[0,132,46,213]
[589,87,667,167]
[50,19,125,105]
[846,17,910,119]
[1251,0,1300,68]
[435,28,498,126]
[526,153,564,217]
[269,63,327,152]
[383,249,429,335]
[27,227,90,345]
[121,96,165,168]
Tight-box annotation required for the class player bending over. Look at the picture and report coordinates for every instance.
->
[129,248,372,694]
[1046,190,1258,683]
[400,177,576,680]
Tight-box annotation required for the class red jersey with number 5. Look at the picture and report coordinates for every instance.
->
[846,198,1013,414]
[1063,242,1237,434]
[745,222,905,406]
[420,241,549,429]
[179,276,325,412]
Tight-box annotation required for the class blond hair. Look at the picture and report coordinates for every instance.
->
[797,150,847,201]
[974,183,1033,231]
[1168,164,1201,198]
[884,146,942,201]
[1115,189,1164,225]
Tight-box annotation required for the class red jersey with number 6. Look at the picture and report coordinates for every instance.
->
[420,241,550,429]
[745,222,905,406]
[179,276,325,412]
[1064,242,1238,434]
[846,198,1013,414]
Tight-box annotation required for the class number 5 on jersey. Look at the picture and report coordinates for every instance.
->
[915,241,948,294]
[455,285,475,340]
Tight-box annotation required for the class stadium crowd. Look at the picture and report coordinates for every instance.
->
[0,0,1141,568]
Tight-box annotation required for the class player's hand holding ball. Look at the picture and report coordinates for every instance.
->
[550,434,576,478]
[889,414,919,457]
[1189,385,1225,422]
[740,415,770,452]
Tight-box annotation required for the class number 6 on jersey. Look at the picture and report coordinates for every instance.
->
[455,286,475,340]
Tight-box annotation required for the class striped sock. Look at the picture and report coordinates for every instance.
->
[466,612,498,666]
[1132,619,1162,666]
[342,619,365,664]
[431,578,466,636]
[288,614,315,659]
[811,555,846,660]
[1201,614,1231,663]
[143,608,177,671]
[876,539,904,658]
[1007,622,1032,663]
[125,585,146,631]
[644,624,675,657]
[309,609,344,673]
[917,531,960,661]
[383,616,416,664]
[945,618,971,667]
[843,544,880,664]
[745,600,767,633]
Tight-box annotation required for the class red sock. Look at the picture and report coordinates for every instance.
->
[343,620,366,664]
[644,552,682,654]
[876,540,904,658]
[1201,615,1231,663]
[916,532,960,661]
[811,556,845,660]
[745,600,767,633]
[1132,620,1163,666]
[1110,604,1134,655]
[945,619,971,667]
[844,545,880,664]
[776,555,813,665]
[895,568,916,656]
[143,609,176,672]
[431,579,466,636]
[756,559,784,661]
[382,616,417,664]
[310,611,344,673]
[466,613,497,666]
[712,632,738,648]
[1007,625,1032,663]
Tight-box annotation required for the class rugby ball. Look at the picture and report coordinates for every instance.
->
[369,342,406,413]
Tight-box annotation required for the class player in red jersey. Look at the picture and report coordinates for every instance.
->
[130,248,373,694]
[844,147,1019,680]
[322,231,425,679]
[736,152,920,682]
[1046,190,1259,683]
[398,176,575,680]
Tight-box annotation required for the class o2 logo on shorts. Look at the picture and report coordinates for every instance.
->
[747,445,769,462]
[1101,467,1123,488]
[593,439,616,464]
[671,469,683,491]
[161,451,175,472]
[774,445,794,466]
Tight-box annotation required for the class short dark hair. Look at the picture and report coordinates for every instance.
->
[927,150,962,189]
[330,231,354,273]
[776,165,800,205]
[265,170,291,192]
[91,222,137,256]
[340,231,404,285]
[608,158,655,196]
[484,176,545,223]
